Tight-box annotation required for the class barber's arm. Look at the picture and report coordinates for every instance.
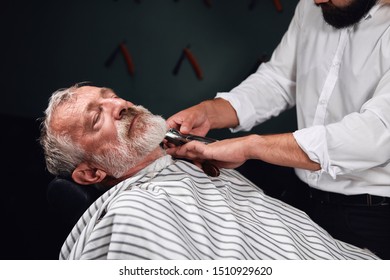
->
[168,80,390,176]
[166,132,320,171]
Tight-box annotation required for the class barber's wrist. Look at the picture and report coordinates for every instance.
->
[203,98,239,129]
[244,134,264,160]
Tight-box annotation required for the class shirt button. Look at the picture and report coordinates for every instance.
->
[320,99,327,105]
[308,173,317,180]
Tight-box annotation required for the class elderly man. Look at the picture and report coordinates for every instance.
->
[40,84,378,259]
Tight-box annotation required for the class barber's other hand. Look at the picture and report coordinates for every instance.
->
[166,102,211,136]
[166,136,250,170]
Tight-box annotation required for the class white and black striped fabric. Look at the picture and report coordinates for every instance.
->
[60,155,378,260]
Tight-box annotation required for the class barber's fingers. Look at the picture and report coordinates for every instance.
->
[167,104,211,135]
[166,140,209,160]
[176,114,211,136]
[166,114,200,135]
[166,140,246,170]
[166,107,195,133]
[166,115,184,131]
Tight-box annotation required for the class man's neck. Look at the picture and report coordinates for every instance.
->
[102,147,166,187]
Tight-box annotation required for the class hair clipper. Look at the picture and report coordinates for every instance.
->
[165,128,220,177]
[165,128,217,146]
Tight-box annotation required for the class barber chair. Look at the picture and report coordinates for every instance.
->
[47,176,105,228]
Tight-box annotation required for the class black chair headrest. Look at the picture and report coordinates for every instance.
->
[47,176,105,225]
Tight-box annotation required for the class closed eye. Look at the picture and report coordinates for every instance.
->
[93,107,102,128]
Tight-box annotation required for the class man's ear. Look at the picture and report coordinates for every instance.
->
[72,162,107,185]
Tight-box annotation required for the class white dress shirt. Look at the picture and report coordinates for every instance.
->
[216,0,390,197]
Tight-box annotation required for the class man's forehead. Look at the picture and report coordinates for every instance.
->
[51,86,117,133]
[77,85,115,96]
[50,87,97,133]
[51,100,83,134]
[58,85,107,113]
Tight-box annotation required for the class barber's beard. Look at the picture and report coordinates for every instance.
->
[95,106,167,178]
[319,0,377,29]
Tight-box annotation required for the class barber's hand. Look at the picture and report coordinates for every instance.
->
[166,136,250,170]
[166,102,211,136]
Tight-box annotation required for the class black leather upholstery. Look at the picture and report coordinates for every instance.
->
[47,177,105,225]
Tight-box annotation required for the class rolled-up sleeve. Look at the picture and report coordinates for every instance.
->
[294,71,390,178]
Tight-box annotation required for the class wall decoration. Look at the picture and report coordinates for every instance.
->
[105,41,135,77]
[173,45,203,80]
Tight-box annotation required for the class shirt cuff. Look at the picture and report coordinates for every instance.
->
[215,92,257,132]
[293,126,339,179]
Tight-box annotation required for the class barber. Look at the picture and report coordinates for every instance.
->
[166,0,390,259]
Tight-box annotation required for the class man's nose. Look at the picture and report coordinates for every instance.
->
[106,98,133,120]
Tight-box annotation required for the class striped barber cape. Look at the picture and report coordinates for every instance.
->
[60,155,378,260]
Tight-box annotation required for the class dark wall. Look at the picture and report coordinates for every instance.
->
[1,0,298,129]
[1,0,299,259]
[1,114,59,259]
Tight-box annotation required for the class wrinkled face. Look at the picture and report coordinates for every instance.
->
[315,0,378,29]
[52,86,167,177]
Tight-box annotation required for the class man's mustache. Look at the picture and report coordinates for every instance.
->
[117,105,152,137]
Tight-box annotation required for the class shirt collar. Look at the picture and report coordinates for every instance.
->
[363,3,384,20]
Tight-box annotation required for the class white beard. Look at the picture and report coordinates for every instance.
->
[93,105,167,178]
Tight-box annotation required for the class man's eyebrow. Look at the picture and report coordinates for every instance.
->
[83,101,98,130]
[84,87,116,114]
[100,87,116,97]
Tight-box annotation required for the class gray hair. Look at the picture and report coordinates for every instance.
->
[39,84,86,177]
